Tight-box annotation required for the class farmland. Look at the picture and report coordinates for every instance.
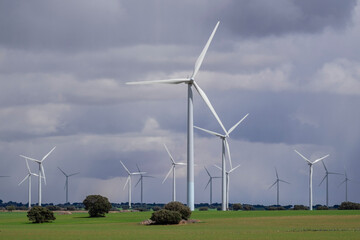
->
[0,210,359,240]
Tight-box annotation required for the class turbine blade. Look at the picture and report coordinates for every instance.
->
[225,139,232,170]
[193,81,228,136]
[204,166,211,177]
[135,177,141,188]
[275,167,279,179]
[42,146,56,161]
[163,144,176,165]
[205,179,211,190]
[227,113,249,135]
[18,174,30,186]
[120,161,131,175]
[319,175,327,186]
[20,155,40,163]
[194,126,224,138]
[338,179,346,187]
[268,180,277,189]
[131,172,146,175]
[328,172,342,175]
[58,167,67,176]
[41,165,46,185]
[25,159,31,174]
[313,154,330,164]
[214,164,221,171]
[321,160,328,172]
[294,150,312,164]
[126,78,189,85]
[279,179,290,184]
[162,167,173,184]
[229,164,241,173]
[176,162,187,166]
[191,21,220,79]
[136,164,142,174]
[123,176,130,190]
[68,172,80,177]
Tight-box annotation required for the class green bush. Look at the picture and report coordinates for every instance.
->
[232,203,242,211]
[242,204,254,211]
[150,209,182,225]
[83,195,112,217]
[293,205,309,210]
[164,201,191,220]
[46,205,61,211]
[316,205,329,210]
[338,201,360,210]
[6,205,16,212]
[198,206,208,211]
[27,206,56,223]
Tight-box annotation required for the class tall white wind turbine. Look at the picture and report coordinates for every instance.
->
[294,150,329,210]
[339,170,351,202]
[215,164,241,210]
[204,167,221,205]
[18,159,39,209]
[20,146,56,206]
[318,161,341,206]
[126,22,225,210]
[134,164,154,205]
[58,167,80,204]
[269,167,290,206]
[162,144,187,202]
[120,161,145,209]
[195,113,248,211]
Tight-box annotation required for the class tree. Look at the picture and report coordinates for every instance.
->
[232,203,242,211]
[27,206,56,223]
[83,195,112,217]
[164,201,191,220]
[150,209,182,225]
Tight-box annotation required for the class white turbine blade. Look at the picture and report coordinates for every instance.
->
[313,154,330,164]
[191,21,220,79]
[225,139,232,170]
[68,172,80,177]
[204,167,211,177]
[58,167,67,177]
[31,173,39,177]
[279,179,290,184]
[136,164,141,173]
[229,164,241,173]
[163,144,176,165]
[193,81,228,136]
[18,174,30,186]
[227,113,249,135]
[275,167,279,179]
[132,172,146,175]
[204,179,211,190]
[321,160,328,172]
[268,180,277,190]
[176,162,187,166]
[319,175,327,186]
[294,150,312,164]
[42,146,56,161]
[126,78,189,85]
[20,155,40,163]
[214,164,221,171]
[41,164,46,185]
[194,126,224,138]
[135,177,141,188]
[25,159,32,174]
[123,176,130,190]
[120,161,131,175]
[162,167,173,184]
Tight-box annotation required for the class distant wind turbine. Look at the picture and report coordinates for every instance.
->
[18,159,39,209]
[120,161,145,209]
[195,113,248,211]
[127,21,225,210]
[162,144,186,202]
[294,149,329,210]
[318,161,341,206]
[134,164,154,205]
[339,170,351,202]
[204,167,221,205]
[58,167,80,204]
[20,147,56,206]
[269,167,290,206]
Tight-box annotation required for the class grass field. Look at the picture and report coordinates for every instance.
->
[0,210,360,240]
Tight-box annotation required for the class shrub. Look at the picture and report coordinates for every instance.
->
[150,209,182,225]
[198,206,208,211]
[232,203,242,211]
[46,205,61,211]
[66,206,76,211]
[27,206,56,223]
[152,206,161,211]
[293,205,309,210]
[338,201,360,210]
[83,195,112,217]
[6,205,16,212]
[266,206,286,211]
[242,204,254,211]
[164,201,191,220]
[316,205,329,210]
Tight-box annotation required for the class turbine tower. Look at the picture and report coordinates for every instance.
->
[127,22,225,210]
[120,161,145,209]
[20,146,56,206]
[204,167,221,205]
[134,164,154,205]
[318,161,341,206]
[269,167,290,206]
[339,170,350,202]
[162,144,186,202]
[18,159,39,209]
[294,150,329,210]
[58,167,80,204]
[195,113,248,211]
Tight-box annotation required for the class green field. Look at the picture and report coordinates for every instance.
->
[1,210,360,240]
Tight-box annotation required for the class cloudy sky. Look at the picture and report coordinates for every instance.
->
[1,0,359,207]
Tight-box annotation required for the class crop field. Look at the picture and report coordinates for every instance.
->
[0,210,359,240]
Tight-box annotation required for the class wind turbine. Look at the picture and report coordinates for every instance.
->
[20,146,56,206]
[162,144,187,202]
[204,167,221,205]
[126,21,225,210]
[120,161,145,209]
[134,164,154,205]
[58,167,80,204]
[195,113,248,211]
[294,150,329,210]
[339,170,351,202]
[215,164,241,210]
[318,161,341,206]
[269,167,290,206]
[18,159,39,209]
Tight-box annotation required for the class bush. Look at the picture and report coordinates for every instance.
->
[46,205,61,211]
[198,206,208,211]
[152,206,161,211]
[27,206,56,223]
[316,205,329,210]
[338,201,360,210]
[150,209,182,225]
[266,206,286,211]
[83,195,112,217]
[242,204,254,211]
[293,205,309,210]
[66,206,76,211]
[164,201,191,220]
[6,205,16,212]
[232,203,242,211]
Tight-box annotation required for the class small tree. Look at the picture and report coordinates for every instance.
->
[150,209,182,225]
[232,203,242,211]
[198,206,208,211]
[27,206,56,223]
[164,201,191,220]
[338,201,360,210]
[83,195,112,217]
